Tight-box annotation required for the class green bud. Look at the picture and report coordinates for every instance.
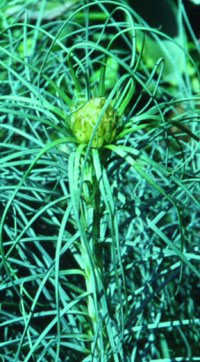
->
[71,97,117,148]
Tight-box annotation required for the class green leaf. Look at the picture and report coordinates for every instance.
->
[147,218,200,279]
[189,0,200,4]
[128,0,186,84]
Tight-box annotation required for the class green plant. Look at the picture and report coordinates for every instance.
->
[0,1,200,361]
[70,97,117,148]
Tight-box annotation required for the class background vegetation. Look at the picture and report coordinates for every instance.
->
[0,0,200,361]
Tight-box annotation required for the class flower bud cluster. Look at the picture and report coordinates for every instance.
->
[71,97,117,148]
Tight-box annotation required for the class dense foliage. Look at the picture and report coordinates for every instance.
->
[0,1,200,361]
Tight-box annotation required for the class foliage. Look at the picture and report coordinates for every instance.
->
[0,0,200,361]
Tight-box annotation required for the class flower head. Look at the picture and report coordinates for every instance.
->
[71,97,117,148]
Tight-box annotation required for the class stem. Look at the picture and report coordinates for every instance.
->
[92,180,103,270]
[70,150,102,356]
[69,148,121,361]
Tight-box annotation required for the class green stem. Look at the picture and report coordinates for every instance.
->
[79,156,103,355]
[92,182,103,270]
[70,148,121,360]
